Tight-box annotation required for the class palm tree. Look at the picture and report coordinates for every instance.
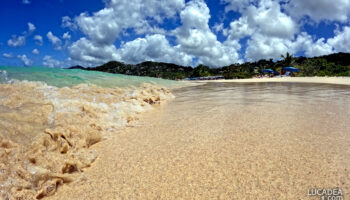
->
[281,52,294,67]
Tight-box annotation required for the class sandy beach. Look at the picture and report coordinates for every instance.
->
[47,79,350,200]
[2,0,350,198]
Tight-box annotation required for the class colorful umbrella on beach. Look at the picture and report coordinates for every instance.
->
[283,67,300,72]
[262,69,275,73]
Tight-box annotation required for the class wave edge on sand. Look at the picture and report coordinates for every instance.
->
[0,80,174,199]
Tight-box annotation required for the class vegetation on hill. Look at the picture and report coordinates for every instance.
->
[86,61,193,80]
[69,52,350,80]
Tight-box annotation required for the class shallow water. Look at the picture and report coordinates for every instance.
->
[49,82,350,199]
[175,82,350,106]
[0,66,179,88]
[1,67,350,199]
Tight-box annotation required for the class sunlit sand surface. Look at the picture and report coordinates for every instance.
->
[49,82,350,199]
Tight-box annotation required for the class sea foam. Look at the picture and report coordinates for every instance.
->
[0,67,176,199]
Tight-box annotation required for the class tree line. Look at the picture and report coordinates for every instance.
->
[69,52,350,80]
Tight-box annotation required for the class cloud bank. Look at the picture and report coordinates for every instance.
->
[5,0,350,67]
[65,0,350,68]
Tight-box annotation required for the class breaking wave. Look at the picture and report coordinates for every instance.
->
[0,67,176,199]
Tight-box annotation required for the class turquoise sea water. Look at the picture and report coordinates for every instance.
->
[0,66,178,88]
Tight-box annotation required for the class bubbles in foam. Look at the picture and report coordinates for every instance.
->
[0,80,174,199]
[0,70,8,83]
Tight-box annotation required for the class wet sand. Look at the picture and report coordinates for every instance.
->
[0,82,174,199]
[203,76,350,86]
[49,82,350,199]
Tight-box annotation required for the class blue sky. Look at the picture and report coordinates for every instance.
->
[1,0,350,68]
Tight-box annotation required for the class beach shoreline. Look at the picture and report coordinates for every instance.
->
[192,76,350,86]
[48,81,350,200]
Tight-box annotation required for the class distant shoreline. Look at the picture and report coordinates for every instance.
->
[192,76,350,86]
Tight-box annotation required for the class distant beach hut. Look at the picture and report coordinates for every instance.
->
[283,67,300,72]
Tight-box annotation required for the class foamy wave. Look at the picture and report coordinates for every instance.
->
[0,70,8,83]
[0,80,174,199]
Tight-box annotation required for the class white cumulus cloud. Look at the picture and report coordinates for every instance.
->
[224,0,301,61]
[62,32,71,40]
[174,0,242,66]
[65,0,350,67]
[69,37,120,64]
[61,16,78,30]
[293,33,333,57]
[32,48,40,55]
[117,34,193,65]
[7,22,36,48]
[227,0,298,41]
[222,0,350,61]
[245,31,335,61]
[75,0,185,45]
[222,0,257,12]
[17,54,33,66]
[245,33,292,61]
[284,0,350,23]
[28,22,36,32]
[34,35,43,46]
[227,17,253,39]
[2,53,13,58]
[43,56,62,68]
[47,31,62,50]
[8,35,26,47]
[328,26,350,53]
[69,0,186,65]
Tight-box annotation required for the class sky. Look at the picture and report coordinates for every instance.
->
[1,0,350,68]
